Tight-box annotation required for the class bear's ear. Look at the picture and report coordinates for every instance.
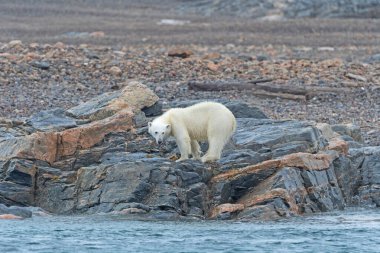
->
[166,124,171,130]
[148,122,152,128]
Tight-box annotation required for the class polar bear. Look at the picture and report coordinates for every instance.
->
[148,102,236,163]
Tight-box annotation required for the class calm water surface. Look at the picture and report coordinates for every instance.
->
[1,209,379,253]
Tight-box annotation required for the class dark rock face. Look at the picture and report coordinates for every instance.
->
[350,147,380,207]
[0,83,379,220]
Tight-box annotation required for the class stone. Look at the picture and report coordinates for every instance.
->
[142,101,163,117]
[346,73,367,82]
[109,66,122,76]
[210,203,244,218]
[30,61,50,70]
[0,203,33,218]
[0,132,58,163]
[0,214,23,219]
[256,55,268,61]
[352,147,380,206]
[90,31,105,38]
[203,52,221,60]
[332,124,363,142]
[8,40,22,47]
[326,138,349,155]
[54,42,66,49]
[233,118,326,156]
[366,53,380,63]
[27,108,77,132]
[224,101,267,119]
[170,99,268,119]
[179,0,380,19]
[207,61,218,71]
[67,81,159,121]
[168,49,193,58]
[0,181,33,206]
[316,123,339,141]
[2,159,35,187]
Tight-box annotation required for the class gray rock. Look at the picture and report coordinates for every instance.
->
[332,124,363,142]
[142,101,163,117]
[366,53,380,63]
[0,181,33,206]
[179,0,380,19]
[234,166,344,220]
[0,204,32,218]
[353,147,380,207]
[256,54,269,61]
[234,118,326,155]
[169,99,267,119]
[217,149,270,172]
[224,101,267,119]
[66,91,119,120]
[27,108,77,132]
[2,159,34,187]
[30,61,50,70]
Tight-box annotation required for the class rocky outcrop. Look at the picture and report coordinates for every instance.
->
[179,0,380,19]
[0,82,379,220]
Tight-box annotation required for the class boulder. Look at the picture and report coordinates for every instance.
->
[67,81,158,121]
[27,108,77,132]
[170,100,268,119]
[0,203,32,218]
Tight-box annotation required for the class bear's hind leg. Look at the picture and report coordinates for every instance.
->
[201,136,227,163]
[191,140,202,160]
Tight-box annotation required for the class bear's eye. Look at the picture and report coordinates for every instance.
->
[161,132,164,134]
[155,131,158,134]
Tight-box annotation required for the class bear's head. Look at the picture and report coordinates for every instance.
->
[148,121,171,145]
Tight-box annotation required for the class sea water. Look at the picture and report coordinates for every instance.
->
[0,208,379,253]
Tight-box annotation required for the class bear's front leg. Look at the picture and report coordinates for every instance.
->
[175,135,191,162]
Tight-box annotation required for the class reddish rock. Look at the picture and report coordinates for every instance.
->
[210,203,244,218]
[67,81,159,121]
[56,109,134,159]
[203,52,221,60]
[279,152,337,171]
[0,132,58,164]
[238,188,299,214]
[24,52,41,61]
[212,151,341,184]
[327,138,349,155]
[90,31,105,38]
[0,214,23,220]
[211,160,281,183]
[54,42,66,49]
[207,61,218,72]
[0,82,158,164]
[109,66,122,76]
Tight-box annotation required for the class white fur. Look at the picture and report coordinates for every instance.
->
[148,102,236,163]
